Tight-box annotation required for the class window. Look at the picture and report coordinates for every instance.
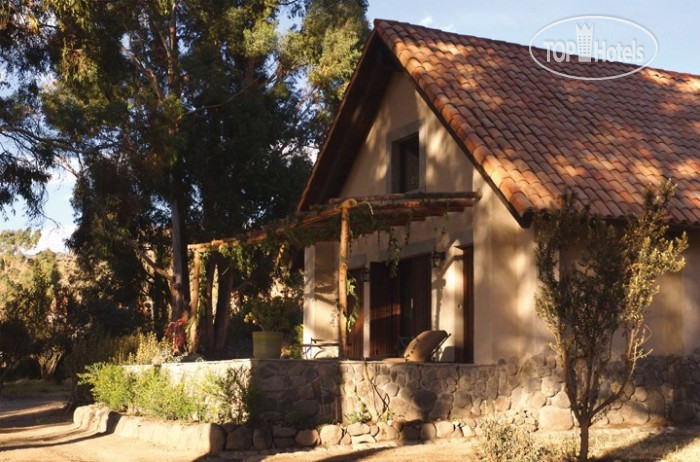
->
[391,133,420,193]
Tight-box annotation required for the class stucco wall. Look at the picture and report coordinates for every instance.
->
[303,70,700,363]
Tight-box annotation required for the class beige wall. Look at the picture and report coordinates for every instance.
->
[303,71,700,363]
[647,231,700,355]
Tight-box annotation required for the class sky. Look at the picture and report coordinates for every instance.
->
[2,0,699,253]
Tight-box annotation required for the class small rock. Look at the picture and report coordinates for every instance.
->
[319,425,343,446]
[295,429,319,447]
[541,376,560,397]
[376,422,398,441]
[399,425,420,441]
[538,406,574,431]
[253,427,272,450]
[369,425,379,437]
[420,423,437,441]
[494,395,511,412]
[434,421,454,438]
[346,422,370,436]
[226,426,252,450]
[528,391,547,408]
[551,390,571,409]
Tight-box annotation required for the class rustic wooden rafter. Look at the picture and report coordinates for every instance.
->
[187,191,481,252]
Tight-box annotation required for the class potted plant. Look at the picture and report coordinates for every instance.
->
[245,294,302,359]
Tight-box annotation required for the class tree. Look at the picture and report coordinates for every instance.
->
[0,1,60,219]
[39,0,367,344]
[534,180,688,461]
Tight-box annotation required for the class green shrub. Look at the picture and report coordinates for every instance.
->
[124,332,172,365]
[199,367,263,425]
[480,417,545,462]
[344,402,371,424]
[132,368,198,421]
[78,363,134,412]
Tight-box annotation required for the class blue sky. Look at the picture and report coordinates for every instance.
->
[2,0,698,252]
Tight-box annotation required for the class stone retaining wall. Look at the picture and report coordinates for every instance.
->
[121,352,700,451]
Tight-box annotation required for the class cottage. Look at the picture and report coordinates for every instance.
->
[298,20,700,363]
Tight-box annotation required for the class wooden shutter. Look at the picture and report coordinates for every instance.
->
[370,263,399,357]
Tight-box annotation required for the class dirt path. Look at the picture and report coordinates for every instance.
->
[0,394,205,462]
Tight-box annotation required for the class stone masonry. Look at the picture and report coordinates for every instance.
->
[124,350,700,450]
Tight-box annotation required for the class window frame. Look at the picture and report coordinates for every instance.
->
[387,120,425,194]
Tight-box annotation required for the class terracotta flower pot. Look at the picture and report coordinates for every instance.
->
[252,331,283,359]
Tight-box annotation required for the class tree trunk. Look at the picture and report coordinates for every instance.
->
[202,256,217,354]
[579,418,590,462]
[213,256,233,358]
[187,250,201,353]
[169,185,190,322]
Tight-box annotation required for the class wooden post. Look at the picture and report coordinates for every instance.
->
[337,199,357,357]
[187,249,201,353]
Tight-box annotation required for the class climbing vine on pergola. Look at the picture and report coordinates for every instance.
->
[187,191,480,355]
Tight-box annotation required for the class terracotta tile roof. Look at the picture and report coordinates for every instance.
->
[371,19,700,226]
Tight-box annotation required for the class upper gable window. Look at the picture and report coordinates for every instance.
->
[391,133,420,193]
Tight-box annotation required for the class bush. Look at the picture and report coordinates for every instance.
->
[79,363,134,412]
[132,368,198,421]
[480,417,545,462]
[199,367,263,425]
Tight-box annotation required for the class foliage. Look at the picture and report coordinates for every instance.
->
[0,318,38,390]
[244,294,303,333]
[344,402,371,424]
[479,417,574,462]
[63,329,143,405]
[78,363,134,412]
[132,368,199,421]
[124,332,171,365]
[534,180,688,461]
[480,417,544,462]
[198,367,263,425]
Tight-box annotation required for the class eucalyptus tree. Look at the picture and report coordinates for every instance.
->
[37,0,368,339]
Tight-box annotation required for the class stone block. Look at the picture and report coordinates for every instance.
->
[420,423,436,441]
[454,390,472,409]
[527,391,546,408]
[226,426,252,450]
[494,395,511,412]
[319,425,343,446]
[551,390,571,409]
[434,421,454,438]
[295,429,319,447]
[541,376,560,397]
[253,427,273,450]
[538,406,573,431]
[346,422,370,436]
[621,402,649,426]
[376,422,398,441]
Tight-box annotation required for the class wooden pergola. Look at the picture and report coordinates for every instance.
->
[187,191,481,353]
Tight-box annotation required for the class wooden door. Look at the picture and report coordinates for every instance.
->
[398,255,432,344]
[346,268,365,359]
[369,262,400,357]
